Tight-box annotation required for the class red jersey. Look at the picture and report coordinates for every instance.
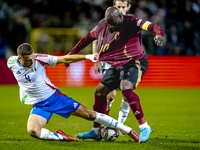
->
[71,14,164,67]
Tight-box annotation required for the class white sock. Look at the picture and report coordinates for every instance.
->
[139,122,149,129]
[92,127,100,134]
[107,99,114,110]
[94,112,132,134]
[118,99,130,124]
[40,128,63,140]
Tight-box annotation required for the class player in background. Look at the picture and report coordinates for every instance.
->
[70,7,164,143]
[93,0,131,126]
[7,43,140,142]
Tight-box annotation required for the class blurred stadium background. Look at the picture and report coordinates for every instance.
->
[0,0,200,88]
[1,2,200,149]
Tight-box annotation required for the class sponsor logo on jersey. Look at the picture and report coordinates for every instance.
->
[16,70,21,74]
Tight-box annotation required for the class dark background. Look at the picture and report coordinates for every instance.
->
[0,0,200,57]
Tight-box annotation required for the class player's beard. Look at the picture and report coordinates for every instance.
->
[109,27,116,33]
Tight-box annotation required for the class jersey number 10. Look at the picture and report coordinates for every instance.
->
[99,44,110,54]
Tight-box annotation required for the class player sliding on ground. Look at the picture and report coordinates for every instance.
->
[7,43,139,142]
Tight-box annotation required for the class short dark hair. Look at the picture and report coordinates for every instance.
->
[113,0,131,6]
[17,43,33,56]
[105,7,121,24]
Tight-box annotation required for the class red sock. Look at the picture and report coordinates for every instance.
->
[93,95,107,128]
[122,89,146,125]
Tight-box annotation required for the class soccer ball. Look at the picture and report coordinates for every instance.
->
[100,127,119,141]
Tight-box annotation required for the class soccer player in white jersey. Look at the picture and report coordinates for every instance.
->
[7,43,140,142]
[93,0,131,125]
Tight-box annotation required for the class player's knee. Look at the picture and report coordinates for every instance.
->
[120,80,134,91]
[95,87,105,96]
[107,90,117,100]
[95,83,110,96]
[27,126,40,138]
[107,94,115,101]
[94,87,101,96]
[107,96,113,101]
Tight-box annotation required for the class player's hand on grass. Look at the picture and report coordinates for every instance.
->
[154,35,164,46]
[94,62,101,74]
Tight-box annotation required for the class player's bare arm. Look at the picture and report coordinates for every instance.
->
[64,51,75,68]
[94,52,99,61]
[57,54,96,64]
[135,16,164,47]
[93,40,101,74]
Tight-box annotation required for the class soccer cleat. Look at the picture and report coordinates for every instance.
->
[76,130,102,141]
[139,126,152,143]
[56,129,78,142]
[128,129,140,142]
[105,108,110,116]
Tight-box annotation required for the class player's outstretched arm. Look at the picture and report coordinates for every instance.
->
[136,17,164,46]
[64,51,75,68]
[57,54,97,64]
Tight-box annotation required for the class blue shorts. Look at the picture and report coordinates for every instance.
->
[30,89,81,122]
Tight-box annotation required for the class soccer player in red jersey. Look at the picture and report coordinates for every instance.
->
[93,0,131,122]
[72,7,164,143]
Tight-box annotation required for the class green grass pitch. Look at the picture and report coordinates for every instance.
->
[0,85,199,150]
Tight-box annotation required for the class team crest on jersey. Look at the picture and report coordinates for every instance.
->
[114,32,120,40]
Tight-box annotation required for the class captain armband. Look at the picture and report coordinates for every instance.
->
[141,21,152,31]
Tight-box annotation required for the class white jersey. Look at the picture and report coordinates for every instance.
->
[7,54,58,105]
[101,61,111,75]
